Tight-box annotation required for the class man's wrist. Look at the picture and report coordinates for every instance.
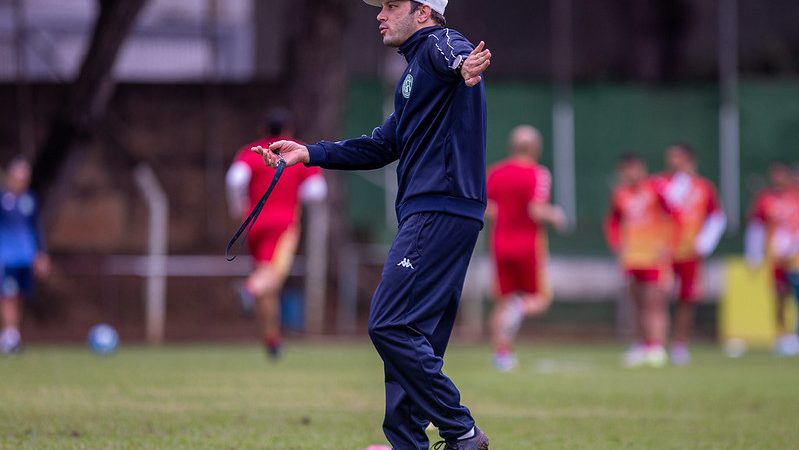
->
[450,54,466,75]
[305,144,325,166]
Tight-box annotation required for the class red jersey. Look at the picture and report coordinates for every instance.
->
[658,173,722,262]
[487,159,551,256]
[749,187,799,266]
[234,136,321,232]
[605,178,674,270]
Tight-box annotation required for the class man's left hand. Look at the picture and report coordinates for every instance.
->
[461,41,492,87]
[252,141,310,168]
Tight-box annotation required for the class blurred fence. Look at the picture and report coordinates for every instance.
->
[2,78,797,342]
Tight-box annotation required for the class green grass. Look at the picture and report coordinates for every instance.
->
[1,343,798,449]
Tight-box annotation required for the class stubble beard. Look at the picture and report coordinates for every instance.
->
[382,14,416,48]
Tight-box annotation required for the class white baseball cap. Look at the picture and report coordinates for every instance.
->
[362,0,447,16]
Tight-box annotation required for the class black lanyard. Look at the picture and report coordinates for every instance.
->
[225,159,287,261]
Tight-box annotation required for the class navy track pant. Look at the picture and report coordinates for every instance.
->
[368,212,480,449]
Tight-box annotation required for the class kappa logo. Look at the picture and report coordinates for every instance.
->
[397,258,415,270]
[402,73,414,99]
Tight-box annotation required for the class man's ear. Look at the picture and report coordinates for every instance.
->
[416,5,432,24]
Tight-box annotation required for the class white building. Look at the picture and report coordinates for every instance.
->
[0,0,255,82]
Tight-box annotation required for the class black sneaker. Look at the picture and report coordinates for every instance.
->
[266,342,283,359]
[264,336,283,360]
[432,427,489,450]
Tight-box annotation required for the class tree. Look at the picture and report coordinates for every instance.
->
[281,0,352,142]
[281,0,354,334]
[619,0,689,82]
[32,0,148,201]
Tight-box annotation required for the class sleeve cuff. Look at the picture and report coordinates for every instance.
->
[305,144,326,167]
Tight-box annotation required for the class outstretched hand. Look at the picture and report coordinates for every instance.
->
[461,41,492,87]
[252,140,310,168]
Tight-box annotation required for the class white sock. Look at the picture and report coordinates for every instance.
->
[500,295,525,341]
[0,327,20,350]
[458,427,475,440]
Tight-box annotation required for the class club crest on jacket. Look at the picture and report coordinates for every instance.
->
[402,73,414,99]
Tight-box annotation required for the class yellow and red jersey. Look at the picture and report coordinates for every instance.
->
[791,186,799,271]
[657,172,723,262]
[234,136,321,234]
[791,189,799,271]
[749,187,799,268]
[605,178,674,270]
[487,159,551,257]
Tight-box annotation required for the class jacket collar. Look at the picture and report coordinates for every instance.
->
[398,26,442,63]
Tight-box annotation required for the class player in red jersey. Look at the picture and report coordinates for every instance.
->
[787,164,799,341]
[745,162,799,356]
[486,125,566,371]
[605,154,675,368]
[226,109,326,358]
[659,144,726,365]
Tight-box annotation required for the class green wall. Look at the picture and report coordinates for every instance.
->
[342,79,799,254]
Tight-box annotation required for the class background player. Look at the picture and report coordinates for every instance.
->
[0,158,50,355]
[486,125,566,371]
[659,144,726,365]
[745,161,799,356]
[605,154,674,368]
[788,164,799,337]
[226,108,327,358]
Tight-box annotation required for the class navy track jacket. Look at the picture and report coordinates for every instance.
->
[306,26,487,225]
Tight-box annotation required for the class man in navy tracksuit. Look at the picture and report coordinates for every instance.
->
[257,1,491,448]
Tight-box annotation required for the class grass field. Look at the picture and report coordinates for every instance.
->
[1,342,798,449]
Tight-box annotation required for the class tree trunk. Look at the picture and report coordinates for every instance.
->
[283,1,354,243]
[31,0,148,201]
[283,0,352,142]
[282,0,354,333]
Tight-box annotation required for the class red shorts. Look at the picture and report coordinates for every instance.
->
[247,224,299,275]
[625,267,664,284]
[672,259,701,303]
[494,250,549,299]
[774,266,791,297]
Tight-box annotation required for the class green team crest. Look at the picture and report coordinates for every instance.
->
[402,73,414,99]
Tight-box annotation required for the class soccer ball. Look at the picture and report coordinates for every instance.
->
[88,324,119,355]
